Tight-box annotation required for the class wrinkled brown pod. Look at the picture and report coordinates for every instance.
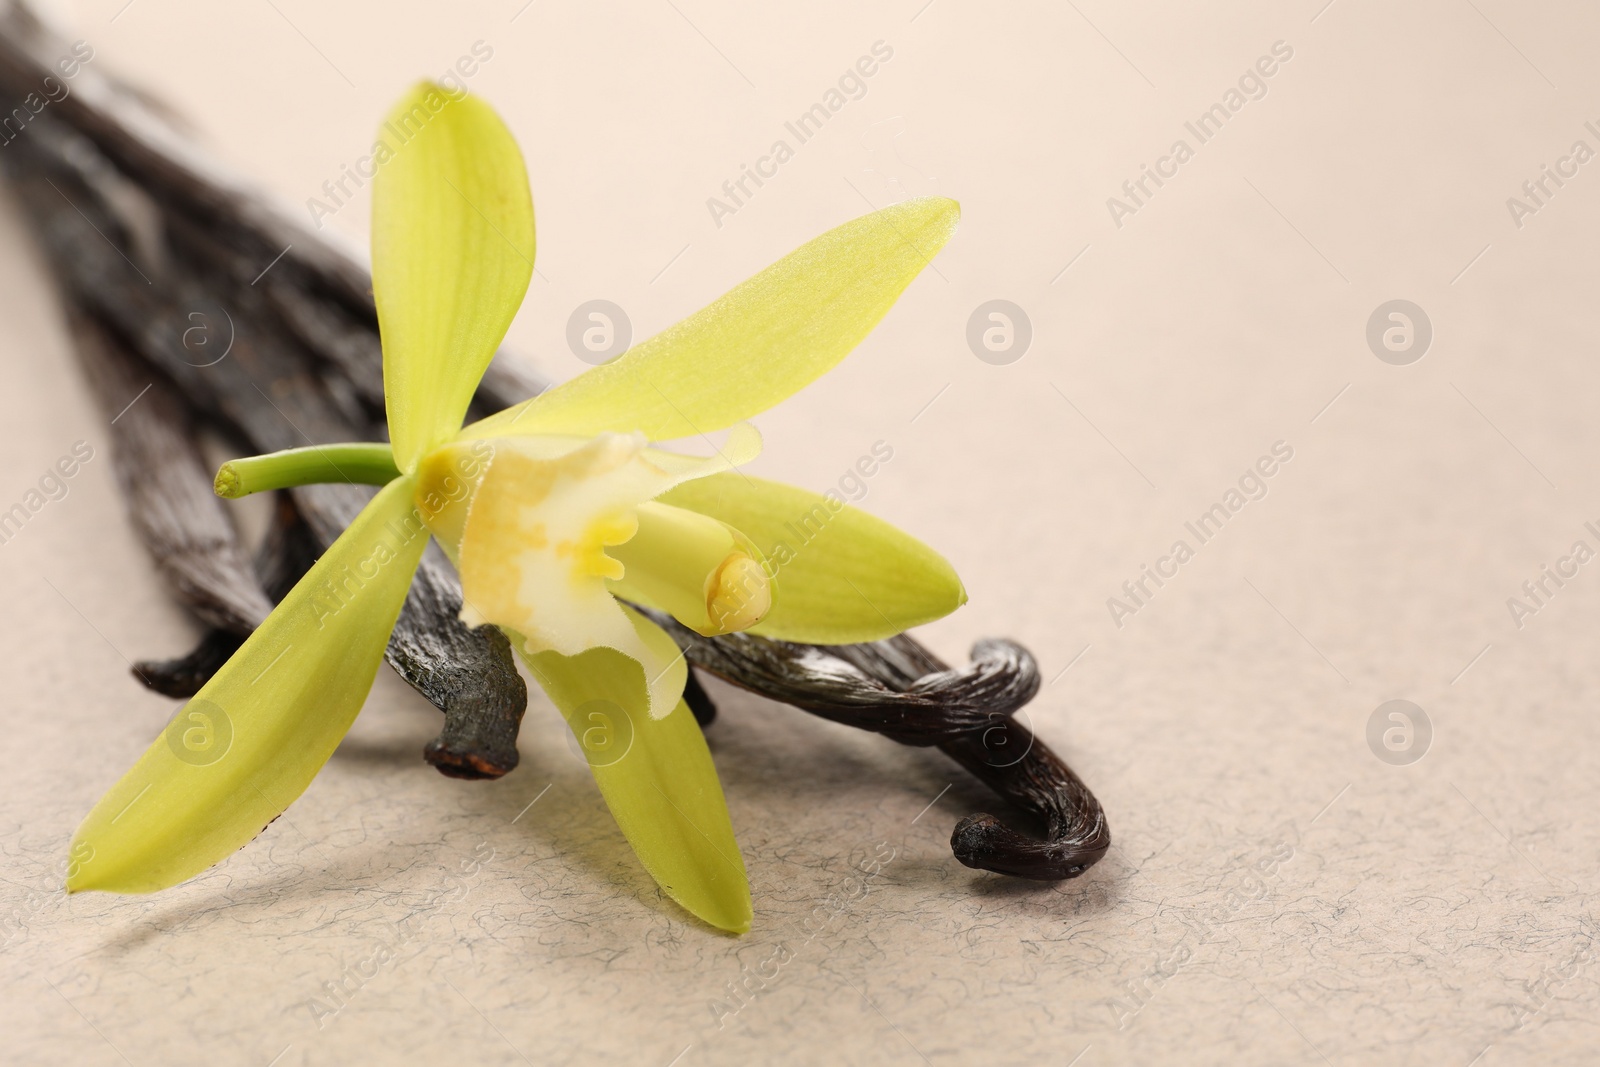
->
[0,2,1108,881]
[0,11,530,779]
[647,617,1109,880]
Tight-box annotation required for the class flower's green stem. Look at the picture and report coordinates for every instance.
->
[214,443,401,498]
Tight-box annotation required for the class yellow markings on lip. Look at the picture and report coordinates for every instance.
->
[422,430,767,708]
[456,447,560,630]
[447,434,659,642]
[562,512,636,582]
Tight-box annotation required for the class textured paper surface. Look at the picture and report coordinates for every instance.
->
[3,1,1599,1063]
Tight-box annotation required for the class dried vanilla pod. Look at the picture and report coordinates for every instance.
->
[0,4,1107,884]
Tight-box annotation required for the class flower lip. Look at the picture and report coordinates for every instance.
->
[437,431,756,719]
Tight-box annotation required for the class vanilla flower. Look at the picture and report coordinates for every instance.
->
[69,82,963,933]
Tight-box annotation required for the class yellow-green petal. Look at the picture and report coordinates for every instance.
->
[461,196,958,443]
[659,472,965,644]
[68,478,430,893]
[519,608,751,934]
[373,81,535,473]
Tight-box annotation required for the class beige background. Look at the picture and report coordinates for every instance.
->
[4,0,1600,1063]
